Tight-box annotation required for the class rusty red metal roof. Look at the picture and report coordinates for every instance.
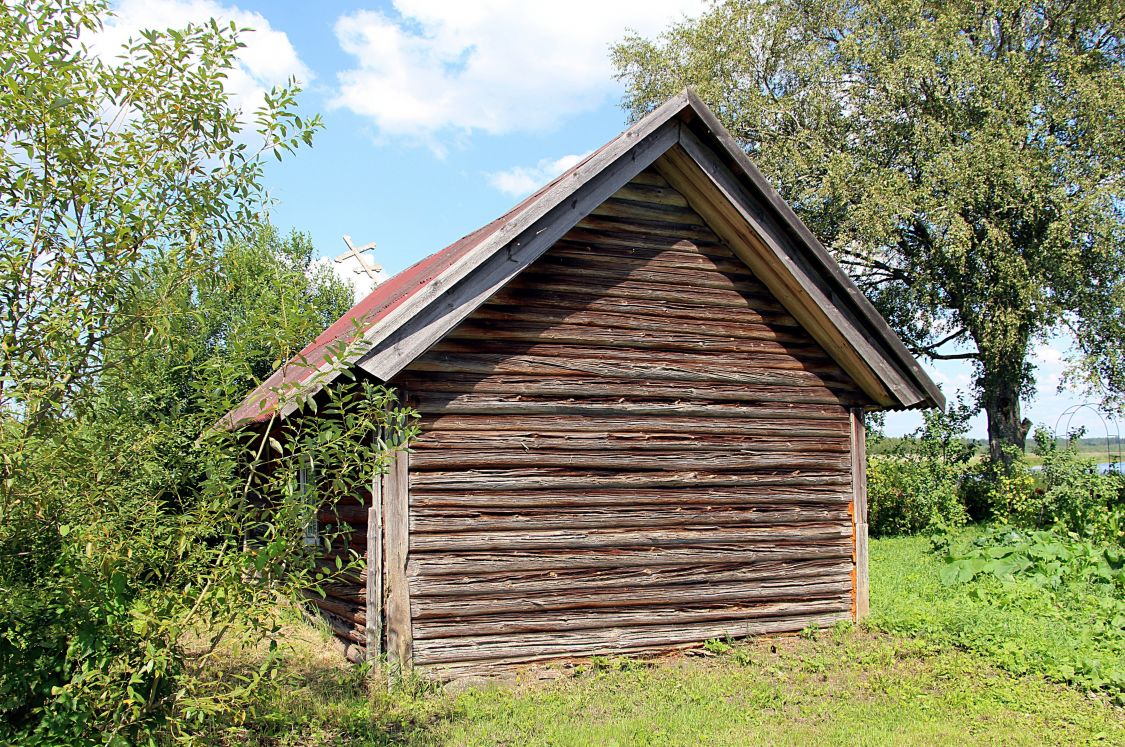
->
[219,151,603,428]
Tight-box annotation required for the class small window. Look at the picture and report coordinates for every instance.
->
[299,458,319,547]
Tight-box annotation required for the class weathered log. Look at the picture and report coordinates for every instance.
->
[410,558,853,598]
[446,319,828,358]
[409,431,850,454]
[414,413,850,437]
[409,448,851,472]
[412,609,852,666]
[412,578,853,621]
[305,593,366,627]
[407,522,849,553]
[410,506,850,534]
[467,305,811,347]
[610,180,691,207]
[590,195,707,225]
[411,394,849,421]
[486,285,802,329]
[428,339,850,378]
[400,373,852,407]
[409,486,852,510]
[409,469,851,491]
[415,595,852,640]
[408,543,852,577]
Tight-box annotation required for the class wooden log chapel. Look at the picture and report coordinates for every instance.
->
[223,91,943,676]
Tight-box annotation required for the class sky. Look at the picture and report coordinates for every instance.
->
[99,0,1119,441]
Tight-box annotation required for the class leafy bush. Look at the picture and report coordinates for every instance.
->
[940,527,1125,590]
[867,402,974,536]
[872,531,1125,700]
[929,528,1125,696]
[962,431,1125,543]
[1028,430,1124,544]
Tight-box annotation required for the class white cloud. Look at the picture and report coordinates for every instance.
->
[485,152,591,197]
[330,0,704,144]
[94,1,312,117]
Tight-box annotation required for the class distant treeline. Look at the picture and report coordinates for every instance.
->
[870,435,1125,457]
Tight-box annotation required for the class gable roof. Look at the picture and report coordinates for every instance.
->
[220,90,942,428]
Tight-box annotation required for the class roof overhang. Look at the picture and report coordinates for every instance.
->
[220,90,943,429]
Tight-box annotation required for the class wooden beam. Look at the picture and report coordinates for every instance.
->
[382,446,413,675]
[850,407,870,620]
[365,462,383,662]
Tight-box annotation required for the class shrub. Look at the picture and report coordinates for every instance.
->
[1029,430,1124,544]
[867,401,974,537]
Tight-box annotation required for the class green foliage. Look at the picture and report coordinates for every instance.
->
[940,527,1125,590]
[1029,429,1125,542]
[0,0,322,427]
[867,402,974,536]
[613,0,1125,453]
[0,2,415,743]
[872,531,1125,699]
[961,430,1125,540]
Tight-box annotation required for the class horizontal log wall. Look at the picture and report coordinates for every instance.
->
[395,167,867,673]
[306,493,370,661]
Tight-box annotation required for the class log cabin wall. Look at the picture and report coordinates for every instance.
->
[308,491,371,662]
[391,166,874,674]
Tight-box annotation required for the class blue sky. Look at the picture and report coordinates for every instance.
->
[102,0,1116,440]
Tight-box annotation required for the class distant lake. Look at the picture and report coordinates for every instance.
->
[1030,462,1124,474]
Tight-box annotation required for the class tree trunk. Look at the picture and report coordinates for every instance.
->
[982,375,1032,467]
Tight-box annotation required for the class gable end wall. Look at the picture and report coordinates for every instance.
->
[390,167,870,674]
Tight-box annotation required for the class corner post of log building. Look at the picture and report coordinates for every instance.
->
[850,407,869,620]
[365,458,384,662]
[382,444,413,679]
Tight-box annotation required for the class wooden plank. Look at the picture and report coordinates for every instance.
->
[409,448,851,472]
[444,319,828,358]
[407,523,850,553]
[410,395,848,420]
[382,448,412,672]
[410,506,851,534]
[410,487,853,510]
[424,341,853,378]
[409,431,851,454]
[414,413,851,437]
[466,305,811,347]
[399,374,852,407]
[851,407,870,620]
[486,286,804,330]
[365,464,383,661]
[405,353,855,391]
[413,595,853,640]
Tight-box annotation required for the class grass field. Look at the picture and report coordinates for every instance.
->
[214,534,1125,746]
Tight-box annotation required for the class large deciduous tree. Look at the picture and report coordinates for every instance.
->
[613,0,1125,463]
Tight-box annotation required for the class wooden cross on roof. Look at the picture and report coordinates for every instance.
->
[335,234,383,281]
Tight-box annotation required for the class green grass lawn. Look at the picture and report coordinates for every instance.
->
[215,534,1125,746]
